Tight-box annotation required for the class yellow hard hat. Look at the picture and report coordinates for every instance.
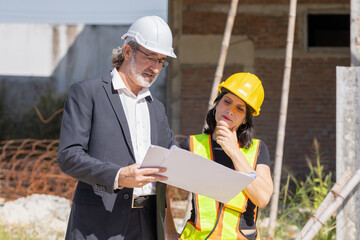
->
[218,73,264,116]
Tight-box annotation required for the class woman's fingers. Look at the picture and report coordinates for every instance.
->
[216,127,230,137]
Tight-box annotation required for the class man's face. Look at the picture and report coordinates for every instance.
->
[129,46,167,88]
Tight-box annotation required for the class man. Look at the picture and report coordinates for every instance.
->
[57,16,177,240]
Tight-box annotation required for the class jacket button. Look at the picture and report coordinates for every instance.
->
[124,193,130,199]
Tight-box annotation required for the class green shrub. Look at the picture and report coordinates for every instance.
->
[0,88,65,140]
[260,138,335,239]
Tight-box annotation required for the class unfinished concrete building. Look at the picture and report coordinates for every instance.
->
[167,0,350,176]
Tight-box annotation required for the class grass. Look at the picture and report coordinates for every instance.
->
[0,87,66,141]
[0,225,39,240]
[0,223,65,240]
[260,138,336,239]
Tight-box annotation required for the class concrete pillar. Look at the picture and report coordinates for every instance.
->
[54,24,68,92]
[167,0,182,134]
[351,0,360,66]
[336,66,360,240]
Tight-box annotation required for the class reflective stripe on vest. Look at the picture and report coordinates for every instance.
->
[180,134,260,240]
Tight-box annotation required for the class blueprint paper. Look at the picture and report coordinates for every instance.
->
[141,145,256,203]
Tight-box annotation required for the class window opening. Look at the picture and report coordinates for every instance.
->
[307,14,350,47]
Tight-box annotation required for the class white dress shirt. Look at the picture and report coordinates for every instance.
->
[111,68,156,196]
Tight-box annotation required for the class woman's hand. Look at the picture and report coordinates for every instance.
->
[215,120,273,208]
[215,120,239,157]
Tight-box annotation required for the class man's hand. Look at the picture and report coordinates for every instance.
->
[118,163,168,188]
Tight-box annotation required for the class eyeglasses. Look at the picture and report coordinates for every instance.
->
[135,47,169,68]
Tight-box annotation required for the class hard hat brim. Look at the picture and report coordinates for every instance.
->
[121,35,177,58]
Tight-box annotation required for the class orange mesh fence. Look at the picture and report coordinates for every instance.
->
[0,139,76,201]
[0,135,188,203]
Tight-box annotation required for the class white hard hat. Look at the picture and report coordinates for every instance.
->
[121,16,177,58]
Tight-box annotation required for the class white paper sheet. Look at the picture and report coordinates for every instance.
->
[141,145,256,203]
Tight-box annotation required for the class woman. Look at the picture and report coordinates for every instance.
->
[178,73,273,240]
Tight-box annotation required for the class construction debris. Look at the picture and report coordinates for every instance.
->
[0,194,70,240]
[298,168,360,239]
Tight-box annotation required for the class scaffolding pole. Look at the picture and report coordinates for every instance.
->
[267,0,297,236]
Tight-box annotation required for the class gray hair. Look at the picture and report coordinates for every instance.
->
[111,40,139,69]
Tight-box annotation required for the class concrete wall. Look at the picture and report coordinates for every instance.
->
[0,23,167,114]
[169,0,350,174]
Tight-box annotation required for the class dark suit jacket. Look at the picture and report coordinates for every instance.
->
[57,72,176,240]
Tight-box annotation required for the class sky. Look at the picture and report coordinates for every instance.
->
[0,0,168,24]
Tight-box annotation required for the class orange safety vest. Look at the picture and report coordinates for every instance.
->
[179,134,261,240]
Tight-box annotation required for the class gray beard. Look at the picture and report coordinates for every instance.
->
[130,57,158,88]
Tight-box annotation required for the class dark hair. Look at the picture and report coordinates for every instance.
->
[204,91,255,149]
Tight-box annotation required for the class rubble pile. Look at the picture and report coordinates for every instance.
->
[0,194,70,240]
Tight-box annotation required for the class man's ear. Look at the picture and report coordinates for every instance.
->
[123,44,133,61]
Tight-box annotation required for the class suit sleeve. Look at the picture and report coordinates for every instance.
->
[57,82,119,193]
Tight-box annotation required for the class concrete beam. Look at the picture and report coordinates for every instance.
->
[179,34,254,69]
[186,3,349,16]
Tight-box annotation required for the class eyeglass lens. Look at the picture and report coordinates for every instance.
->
[136,48,169,67]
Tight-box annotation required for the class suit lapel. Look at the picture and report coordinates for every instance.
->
[102,73,135,161]
[147,96,158,145]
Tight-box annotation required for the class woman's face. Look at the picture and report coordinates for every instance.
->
[215,93,247,130]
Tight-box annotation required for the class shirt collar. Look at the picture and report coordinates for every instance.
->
[111,68,152,100]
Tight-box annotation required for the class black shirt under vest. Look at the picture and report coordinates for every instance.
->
[179,135,270,230]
